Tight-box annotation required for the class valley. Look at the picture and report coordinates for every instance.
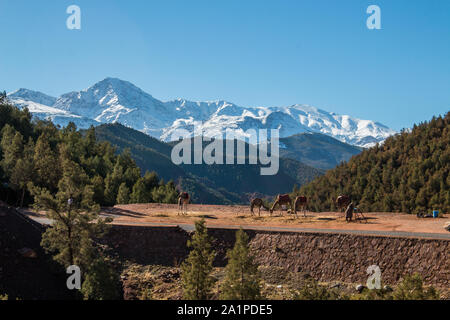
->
[94,123,325,204]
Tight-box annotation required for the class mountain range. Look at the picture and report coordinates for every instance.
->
[7,77,396,148]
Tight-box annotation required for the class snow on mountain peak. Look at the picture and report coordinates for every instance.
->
[7,78,397,148]
[8,88,57,107]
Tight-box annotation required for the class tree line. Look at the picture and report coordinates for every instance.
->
[295,113,449,214]
[0,98,179,299]
[0,101,178,207]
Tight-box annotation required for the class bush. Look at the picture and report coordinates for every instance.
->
[293,278,347,300]
[350,287,393,300]
[80,257,121,300]
[351,274,440,300]
[393,274,440,300]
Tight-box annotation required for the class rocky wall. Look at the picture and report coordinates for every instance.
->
[105,225,449,287]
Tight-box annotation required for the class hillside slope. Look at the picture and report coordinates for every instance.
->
[94,123,184,180]
[94,124,323,203]
[277,133,363,170]
[300,113,450,214]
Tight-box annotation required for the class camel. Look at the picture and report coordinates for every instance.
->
[178,192,190,216]
[294,196,308,218]
[250,198,269,217]
[270,194,295,217]
[335,195,351,213]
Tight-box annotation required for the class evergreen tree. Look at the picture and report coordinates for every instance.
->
[1,125,23,176]
[80,257,121,300]
[10,138,35,206]
[103,162,123,206]
[130,177,150,204]
[30,158,111,269]
[0,102,33,139]
[181,219,216,300]
[0,91,7,104]
[116,182,130,205]
[220,229,261,300]
[33,133,60,191]
[143,171,160,191]
[91,175,105,205]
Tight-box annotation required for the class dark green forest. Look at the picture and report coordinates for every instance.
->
[298,112,450,214]
[0,98,178,207]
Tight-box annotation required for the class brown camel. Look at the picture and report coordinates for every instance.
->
[294,196,308,218]
[250,198,269,217]
[335,195,351,212]
[270,194,294,217]
[178,192,190,216]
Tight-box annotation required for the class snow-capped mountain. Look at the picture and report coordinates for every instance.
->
[7,78,396,147]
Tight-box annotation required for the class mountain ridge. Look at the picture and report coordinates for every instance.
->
[7,77,397,148]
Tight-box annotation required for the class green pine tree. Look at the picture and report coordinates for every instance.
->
[181,219,216,300]
[10,138,35,206]
[143,171,160,191]
[80,257,121,300]
[0,125,23,177]
[103,161,124,206]
[0,91,7,104]
[91,175,105,205]
[33,133,61,191]
[220,229,261,300]
[116,182,130,205]
[30,158,111,270]
[130,177,150,204]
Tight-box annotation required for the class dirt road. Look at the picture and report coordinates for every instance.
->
[20,203,450,239]
[98,203,449,239]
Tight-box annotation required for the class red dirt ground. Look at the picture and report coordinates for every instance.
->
[92,203,450,236]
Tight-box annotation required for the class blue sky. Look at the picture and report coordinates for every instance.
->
[0,0,449,131]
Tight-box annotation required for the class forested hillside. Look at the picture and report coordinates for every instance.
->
[277,133,362,170]
[299,113,449,214]
[0,99,178,208]
[95,123,323,204]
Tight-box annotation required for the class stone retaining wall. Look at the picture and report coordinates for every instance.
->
[105,225,449,287]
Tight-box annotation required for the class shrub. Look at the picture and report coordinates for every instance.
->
[293,278,346,300]
[393,274,440,300]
